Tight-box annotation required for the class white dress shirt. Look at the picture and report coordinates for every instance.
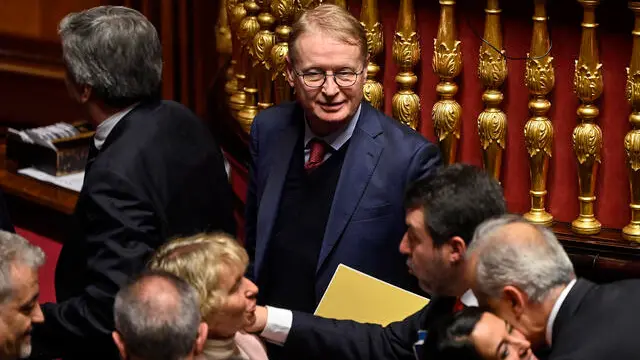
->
[303,104,361,162]
[545,279,577,346]
[93,103,138,150]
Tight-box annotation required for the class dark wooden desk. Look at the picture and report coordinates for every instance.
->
[0,144,77,241]
[0,144,77,215]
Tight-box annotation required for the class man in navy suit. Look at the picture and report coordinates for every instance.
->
[245,3,441,318]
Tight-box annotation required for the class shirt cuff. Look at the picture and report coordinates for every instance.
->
[260,306,293,346]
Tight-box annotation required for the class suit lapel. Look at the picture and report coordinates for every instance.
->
[552,278,595,345]
[316,103,383,273]
[254,110,302,279]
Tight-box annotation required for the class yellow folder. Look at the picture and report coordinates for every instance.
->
[314,264,430,326]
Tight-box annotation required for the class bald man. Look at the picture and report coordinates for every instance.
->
[112,271,208,360]
[467,214,640,360]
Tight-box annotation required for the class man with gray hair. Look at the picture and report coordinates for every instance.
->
[112,271,207,360]
[0,231,45,360]
[31,5,235,360]
[467,214,640,360]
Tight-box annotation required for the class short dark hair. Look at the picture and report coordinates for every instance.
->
[404,164,506,246]
[114,270,201,360]
[424,307,485,360]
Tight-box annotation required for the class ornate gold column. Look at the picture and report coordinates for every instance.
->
[217,0,235,102]
[360,0,384,110]
[252,0,276,110]
[270,0,295,104]
[229,2,248,117]
[432,0,462,164]
[392,0,420,129]
[477,0,507,181]
[237,0,261,132]
[328,0,347,8]
[571,0,603,234]
[523,0,554,226]
[623,2,640,242]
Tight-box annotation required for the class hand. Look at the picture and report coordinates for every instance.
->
[245,305,268,334]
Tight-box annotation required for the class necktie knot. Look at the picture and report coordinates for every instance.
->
[305,138,329,172]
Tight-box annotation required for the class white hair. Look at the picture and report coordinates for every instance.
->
[467,214,574,303]
[0,231,45,304]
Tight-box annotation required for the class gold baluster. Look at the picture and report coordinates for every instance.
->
[237,0,262,132]
[229,2,248,118]
[360,0,384,110]
[392,0,420,129]
[253,0,276,110]
[523,0,554,226]
[623,2,640,241]
[432,0,462,164]
[270,0,295,104]
[477,0,507,181]
[217,0,235,102]
[295,0,323,19]
[571,0,603,234]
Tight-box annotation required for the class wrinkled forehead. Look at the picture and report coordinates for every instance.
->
[291,29,365,67]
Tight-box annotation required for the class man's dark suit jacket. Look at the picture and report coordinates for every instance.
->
[549,278,640,360]
[277,296,458,360]
[32,100,236,359]
[246,101,442,301]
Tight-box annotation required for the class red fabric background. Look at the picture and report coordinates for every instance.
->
[334,0,634,230]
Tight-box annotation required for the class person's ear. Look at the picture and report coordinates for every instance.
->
[448,236,467,264]
[193,322,209,356]
[112,331,128,360]
[285,55,295,88]
[503,285,527,318]
[78,84,92,104]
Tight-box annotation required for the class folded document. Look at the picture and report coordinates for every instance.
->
[314,264,429,326]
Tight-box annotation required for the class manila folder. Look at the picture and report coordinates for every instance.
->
[314,264,429,326]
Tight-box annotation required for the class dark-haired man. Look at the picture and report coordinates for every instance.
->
[245,163,507,360]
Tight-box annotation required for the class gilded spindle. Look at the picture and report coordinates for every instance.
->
[237,0,262,132]
[571,0,603,234]
[523,0,554,226]
[229,2,248,118]
[270,0,295,104]
[432,0,462,164]
[253,0,276,110]
[623,2,640,242]
[392,0,420,129]
[477,0,507,181]
[360,0,384,109]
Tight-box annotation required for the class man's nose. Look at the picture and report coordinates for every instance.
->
[322,75,340,97]
[399,233,410,255]
[32,304,44,324]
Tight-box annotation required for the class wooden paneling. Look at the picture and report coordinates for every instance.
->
[0,0,103,128]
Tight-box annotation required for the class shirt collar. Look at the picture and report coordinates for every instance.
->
[461,289,479,307]
[94,103,138,150]
[304,103,361,151]
[545,278,577,346]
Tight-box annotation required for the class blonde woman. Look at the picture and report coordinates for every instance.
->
[148,233,268,360]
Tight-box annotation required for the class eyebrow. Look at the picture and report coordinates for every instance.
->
[20,292,39,309]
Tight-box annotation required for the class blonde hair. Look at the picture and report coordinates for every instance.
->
[289,4,367,65]
[147,232,248,319]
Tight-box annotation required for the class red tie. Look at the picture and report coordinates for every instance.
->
[453,297,465,313]
[305,139,328,173]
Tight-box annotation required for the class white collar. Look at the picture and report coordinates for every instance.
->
[461,289,479,307]
[304,103,361,151]
[545,279,577,346]
[94,103,138,150]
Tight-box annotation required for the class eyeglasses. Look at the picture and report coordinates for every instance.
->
[294,68,365,88]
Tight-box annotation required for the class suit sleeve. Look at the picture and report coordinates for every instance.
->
[244,119,260,281]
[406,141,442,186]
[31,170,160,359]
[279,306,427,360]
